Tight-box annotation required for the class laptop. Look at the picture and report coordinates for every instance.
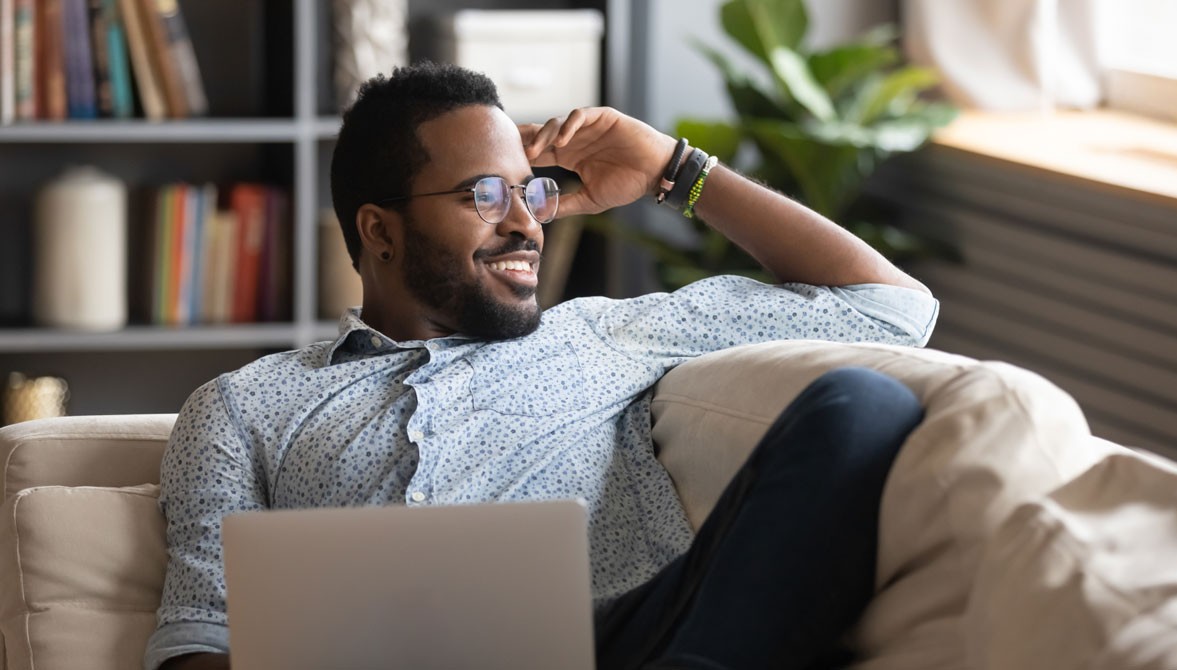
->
[222,499,595,670]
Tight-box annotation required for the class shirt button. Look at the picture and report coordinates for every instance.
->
[369,335,383,348]
[410,491,426,503]
[408,429,424,442]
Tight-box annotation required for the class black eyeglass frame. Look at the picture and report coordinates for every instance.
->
[373,176,560,225]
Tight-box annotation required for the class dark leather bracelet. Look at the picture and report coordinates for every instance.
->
[655,137,689,204]
[663,148,708,211]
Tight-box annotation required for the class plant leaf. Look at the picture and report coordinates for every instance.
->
[769,47,835,122]
[808,43,900,101]
[720,0,809,64]
[692,39,791,119]
[846,66,941,125]
[674,119,744,164]
[747,120,867,218]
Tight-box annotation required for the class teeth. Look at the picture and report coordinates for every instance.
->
[488,260,531,272]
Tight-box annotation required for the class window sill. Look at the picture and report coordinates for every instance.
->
[930,108,1177,209]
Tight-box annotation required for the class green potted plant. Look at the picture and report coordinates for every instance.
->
[628,0,958,289]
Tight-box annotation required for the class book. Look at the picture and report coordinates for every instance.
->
[134,0,184,118]
[208,208,238,323]
[101,0,132,117]
[168,182,189,325]
[188,183,213,323]
[258,189,290,322]
[116,0,162,120]
[37,0,67,120]
[151,185,171,323]
[229,183,267,323]
[1,0,14,124]
[62,0,96,118]
[153,0,205,116]
[86,0,111,115]
[12,0,35,120]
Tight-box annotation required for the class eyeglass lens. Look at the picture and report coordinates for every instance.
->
[473,177,559,224]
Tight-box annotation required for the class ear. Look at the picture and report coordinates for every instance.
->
[356,203,402,263]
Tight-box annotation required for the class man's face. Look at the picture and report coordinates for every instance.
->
[397,105,545,340]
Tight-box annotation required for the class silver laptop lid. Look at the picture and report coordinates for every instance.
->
[223,499,594,670]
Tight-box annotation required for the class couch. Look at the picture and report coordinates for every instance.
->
[2,340,1176,669]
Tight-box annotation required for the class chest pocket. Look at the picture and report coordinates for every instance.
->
[466,340,585,416]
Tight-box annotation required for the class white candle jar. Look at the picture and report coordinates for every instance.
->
[32,166,128,331]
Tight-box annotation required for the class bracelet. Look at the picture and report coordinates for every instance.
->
[663,148,708,211]
[683,155,719,219]
[655,138,689,204]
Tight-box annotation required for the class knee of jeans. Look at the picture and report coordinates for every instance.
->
[800,367,924,459]
[810,367,921,414]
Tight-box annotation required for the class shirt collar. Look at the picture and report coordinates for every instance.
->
[326,308,476,365]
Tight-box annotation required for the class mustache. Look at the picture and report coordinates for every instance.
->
[473,237,541,260]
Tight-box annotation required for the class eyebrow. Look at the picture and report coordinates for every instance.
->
[451,173,538,190]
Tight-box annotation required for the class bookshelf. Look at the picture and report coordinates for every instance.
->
[0,0,617,416]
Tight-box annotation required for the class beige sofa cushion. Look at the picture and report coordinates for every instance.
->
[0,415,174,498]
[651,340,1124,668]
[0,483,166,670]
[965,451,1177,670]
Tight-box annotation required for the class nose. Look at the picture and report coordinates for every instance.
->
[494,187,544,240]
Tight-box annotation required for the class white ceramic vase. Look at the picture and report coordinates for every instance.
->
[33,166,128,331]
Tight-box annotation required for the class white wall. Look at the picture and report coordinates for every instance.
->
[641,0,899,133]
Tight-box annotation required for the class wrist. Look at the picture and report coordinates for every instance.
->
[654,137,690,202]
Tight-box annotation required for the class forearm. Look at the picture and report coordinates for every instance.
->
[689,163,930,294]
[160,653,230,670]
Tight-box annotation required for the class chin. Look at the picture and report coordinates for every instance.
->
[458,298,542,340]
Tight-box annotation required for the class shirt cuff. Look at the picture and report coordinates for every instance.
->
[831,283,940,346]
[143,621,229,670]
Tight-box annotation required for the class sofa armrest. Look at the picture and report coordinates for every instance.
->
[0,415,176,500]
[650,339,1122,668]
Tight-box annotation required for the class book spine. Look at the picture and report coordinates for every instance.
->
[155,0,204,115]
[63,0,96,118]
[38,0,68,120]
[13,0,34,120]
[87,0,112,116]
[230,183,266,323]
[1,0,14,124]
[116,0,162,120]
[135,0,183,118]
[152,185,170,324]
[168,182,188,325]
[212,209,237,324]
[103,0,131,118]
[196,183,217,323]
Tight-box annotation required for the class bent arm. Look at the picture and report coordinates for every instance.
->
[145,378,268,669]
[690,163,929,292]
[521,107,929,293]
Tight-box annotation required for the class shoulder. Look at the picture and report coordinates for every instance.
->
[187,341,333,406]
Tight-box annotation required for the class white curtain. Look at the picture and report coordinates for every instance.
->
[902,0,1102,111]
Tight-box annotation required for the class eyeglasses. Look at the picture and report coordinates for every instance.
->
[375,176,560,225]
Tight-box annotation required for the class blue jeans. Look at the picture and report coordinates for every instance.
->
[594,367,925,670]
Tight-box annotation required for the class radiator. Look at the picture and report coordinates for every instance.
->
[872,146,1177,459]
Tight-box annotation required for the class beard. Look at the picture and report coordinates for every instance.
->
[400,215,543,340]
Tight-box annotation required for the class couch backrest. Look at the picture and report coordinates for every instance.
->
[0,414,175,670]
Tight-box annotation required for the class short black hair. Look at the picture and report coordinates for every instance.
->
[330,62,503,269]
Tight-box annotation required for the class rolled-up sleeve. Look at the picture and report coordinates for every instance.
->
[144,377,267,669]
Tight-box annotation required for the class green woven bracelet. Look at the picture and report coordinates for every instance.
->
[683,155,719,219]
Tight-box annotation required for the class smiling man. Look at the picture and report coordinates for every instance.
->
[147,63,939,670]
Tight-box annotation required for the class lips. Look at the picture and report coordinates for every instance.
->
[482,250,540,291]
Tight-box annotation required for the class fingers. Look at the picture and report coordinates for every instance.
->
[519,108,595,163]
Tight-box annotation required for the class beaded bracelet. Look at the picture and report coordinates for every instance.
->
[683,155,719,219]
